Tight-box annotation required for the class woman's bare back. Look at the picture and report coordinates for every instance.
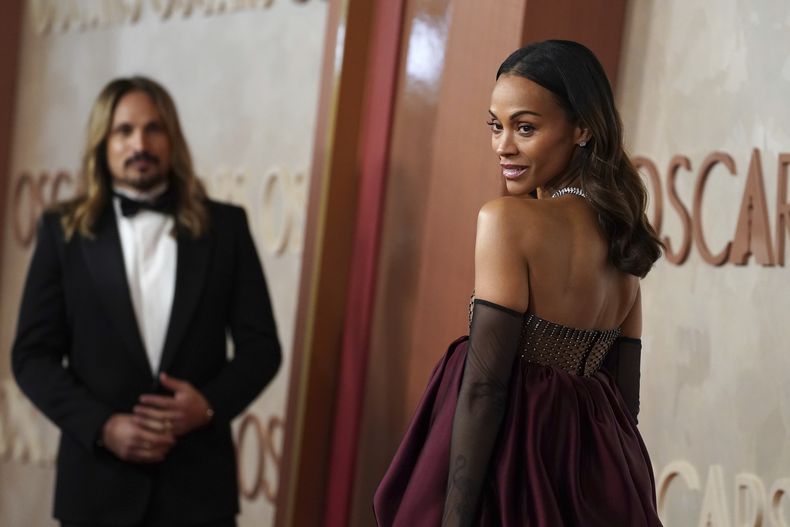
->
[474,194,639,333]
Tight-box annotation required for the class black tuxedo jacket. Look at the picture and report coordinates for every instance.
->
[12,199,281,525]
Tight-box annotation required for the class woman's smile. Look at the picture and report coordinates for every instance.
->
[500,164,529,180]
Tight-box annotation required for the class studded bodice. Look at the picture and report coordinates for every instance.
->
[469,296,621,377]
[518,313,620,376]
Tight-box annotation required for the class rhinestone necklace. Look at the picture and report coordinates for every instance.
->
[551,186,588,199]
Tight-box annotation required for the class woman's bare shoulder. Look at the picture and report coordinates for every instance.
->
[477,196,553,245]
[478,195,539,216]
[474,197,535,310]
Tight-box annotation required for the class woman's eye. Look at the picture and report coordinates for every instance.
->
[486,120,502,132]
[517,124,535,135]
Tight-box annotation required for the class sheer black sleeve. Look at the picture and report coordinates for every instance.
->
[442,299,523,526]
[602,336,642,423]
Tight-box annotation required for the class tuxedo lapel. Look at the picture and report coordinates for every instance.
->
[80,206,152,378]
[158,227,211,374]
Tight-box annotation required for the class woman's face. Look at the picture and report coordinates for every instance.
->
[488,74,586,197]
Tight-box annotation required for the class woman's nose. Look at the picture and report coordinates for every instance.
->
[495,132,517,156]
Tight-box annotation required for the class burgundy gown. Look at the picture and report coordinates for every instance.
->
[373,309,663,526]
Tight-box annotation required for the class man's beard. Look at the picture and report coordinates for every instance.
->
[119,151,169,192]
[123,170,168,191]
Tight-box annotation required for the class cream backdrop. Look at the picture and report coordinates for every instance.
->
[0,1,327,526]
[619,1,790,526]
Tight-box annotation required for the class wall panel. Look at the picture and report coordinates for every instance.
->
[351,0,628,524]
[619,1,790,524]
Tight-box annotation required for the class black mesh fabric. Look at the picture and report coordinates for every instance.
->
[470,292,622,378]
[519,314,621,376]
[443,299,524,526]
[601,336,642,423]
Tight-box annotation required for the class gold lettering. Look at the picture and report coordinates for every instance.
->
[633,156,663,235]
[693,152,735,266]
[31,0,320,34]
[150,0,176,19]
[12,170,77,248]
[126,0,144,23]
[227,0,249,12]
[776,154,790,266]
[32,0,57,35]
[735,473,765,527]
[657,460,701,520]
[51,170,77,204]
[77,2,101,31]
[178,0,197,17]
[237,414,264,499]
[730,148,775,265]
[260,168,292,255]
[657,461,789,526]
[664,155,693,265]
[290,170,307,252]
[100,0,116,27]
[215,0,230,14]
[769,479,790,527]
[59,0,81,33]
[235,413,283,503]
[198,0,227,16]
[262,415,283,502]
[13,173,40,248]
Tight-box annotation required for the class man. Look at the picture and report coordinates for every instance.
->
[12,76,281,526]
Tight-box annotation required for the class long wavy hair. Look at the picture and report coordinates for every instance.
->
[497,40,661,277]
[61,76,208,240]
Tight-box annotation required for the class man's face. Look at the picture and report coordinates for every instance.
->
[106,90,172,192]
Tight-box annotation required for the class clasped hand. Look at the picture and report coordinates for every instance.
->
[102,372,213,463]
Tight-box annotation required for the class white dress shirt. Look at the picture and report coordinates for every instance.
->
[113,184,176,375]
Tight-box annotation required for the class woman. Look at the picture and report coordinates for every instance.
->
[374,40,663,526]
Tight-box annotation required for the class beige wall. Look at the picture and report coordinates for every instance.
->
[0,1,327,525]
[619,1,790,525]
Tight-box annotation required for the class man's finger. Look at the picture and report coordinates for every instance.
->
[159,372,189,392]
[133,415,168,434]
[133,404,177,421]
[139,394,178,409]
[135,427,176,447]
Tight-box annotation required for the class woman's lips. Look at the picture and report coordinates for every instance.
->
[501,165,528,180]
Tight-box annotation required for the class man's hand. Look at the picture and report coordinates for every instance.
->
[102,413,176,463]
[134,372,213,437]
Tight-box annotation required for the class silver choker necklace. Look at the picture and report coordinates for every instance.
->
[551,186,587,199]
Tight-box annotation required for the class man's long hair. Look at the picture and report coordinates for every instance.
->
[61,76,208,240]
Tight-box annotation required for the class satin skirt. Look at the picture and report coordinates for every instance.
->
[373,337,663,526]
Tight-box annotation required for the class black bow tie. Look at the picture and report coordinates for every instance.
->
[115,189,176,218]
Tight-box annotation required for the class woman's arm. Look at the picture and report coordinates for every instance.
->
[619,287,642,339]
[442,198,529,526]
[603,287,643,422]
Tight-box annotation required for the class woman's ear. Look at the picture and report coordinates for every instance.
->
[574,126,591,147]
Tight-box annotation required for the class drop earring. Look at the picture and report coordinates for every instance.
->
[578,140,587,147]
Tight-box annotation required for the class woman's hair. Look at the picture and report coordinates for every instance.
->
[61,76,208,240]
[497,40,661,277]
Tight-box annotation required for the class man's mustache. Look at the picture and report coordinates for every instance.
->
[124,151,159,167]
